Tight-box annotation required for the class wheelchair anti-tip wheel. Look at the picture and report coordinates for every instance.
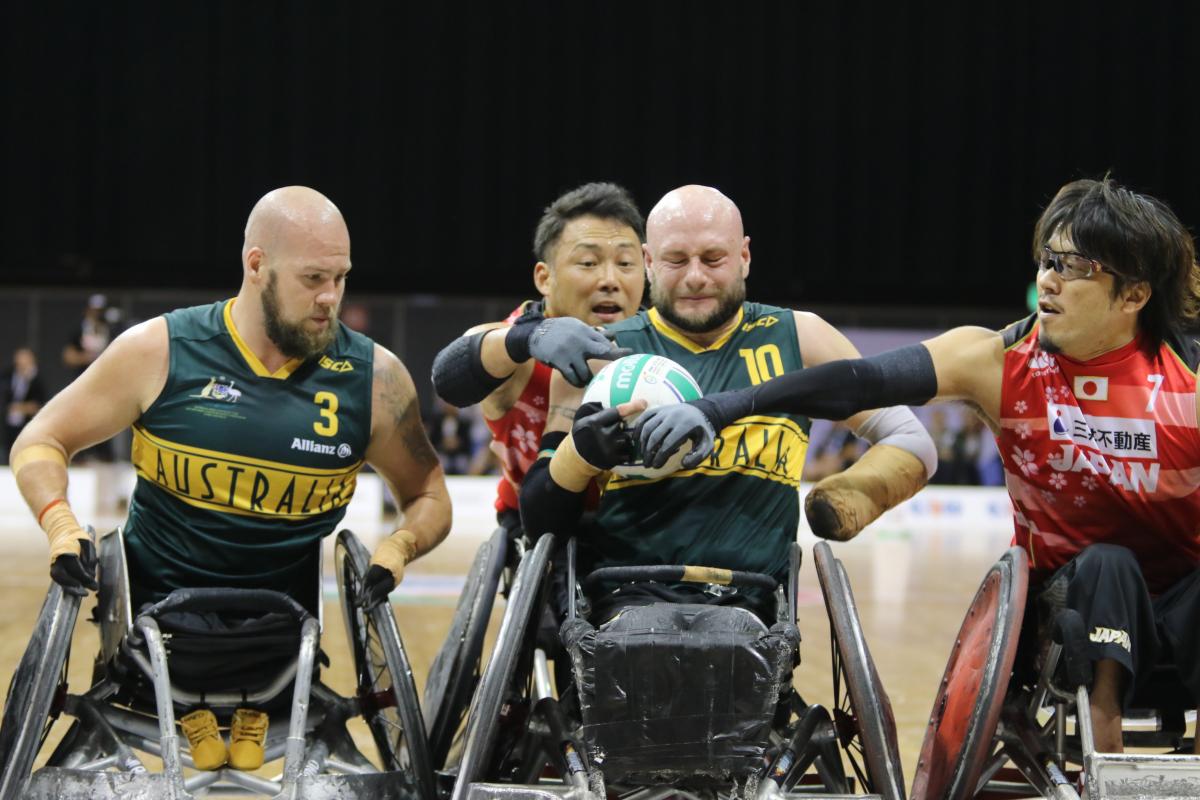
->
[336,529,437,800]
[910,546,1028,800]
[0,583,81,800]
[814,541,905,800]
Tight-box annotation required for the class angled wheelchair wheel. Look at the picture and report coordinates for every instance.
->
[424,527,506,769]
[911,546,1028,800]
[814,541,905,800]
[335,530,437,800]
[0,583,81,799]
[450,532,554,800]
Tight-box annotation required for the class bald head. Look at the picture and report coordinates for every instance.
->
[243,186,349,261]
[646,185,744,249]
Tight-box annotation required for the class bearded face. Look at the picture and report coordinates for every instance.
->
[260,268,338,359]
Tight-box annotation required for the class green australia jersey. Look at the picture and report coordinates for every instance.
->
[124,299,374,611]
[588,302,812,591]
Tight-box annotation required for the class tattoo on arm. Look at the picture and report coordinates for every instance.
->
[548,404,577,423]
[379,360,440,470]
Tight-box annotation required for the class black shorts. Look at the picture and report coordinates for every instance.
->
[1033,543,1200,707]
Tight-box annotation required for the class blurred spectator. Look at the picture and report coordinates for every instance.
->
[927,408,958,484]
[62,293,112,373]
[62,294,115,462]
[802,425,861,482]
[2,347,46,462]
[428,399,474,474]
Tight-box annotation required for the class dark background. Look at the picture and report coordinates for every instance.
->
[2,2,1198,310]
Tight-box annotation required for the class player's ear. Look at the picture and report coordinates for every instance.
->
[643,243,654,282]
[533,261,552,297]
[244,246,266,282]
[740,235,751,278]
[1121,280,1150,314]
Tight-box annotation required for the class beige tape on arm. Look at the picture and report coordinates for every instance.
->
[804,444,927,542]
[547,434,601,493]
[369,529,419,586]
[11,444,67,475]
[40,502,88,562]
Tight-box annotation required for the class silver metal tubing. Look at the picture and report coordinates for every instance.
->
[324,756,376,775]
[1075,685,1096,755]
[533,649,554,701]
[126,647,300,708]
[135,616,187,797]
[281,617,321,790]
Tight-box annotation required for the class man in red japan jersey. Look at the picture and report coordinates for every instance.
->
[432,183,645,526]
[638,177,1200,753]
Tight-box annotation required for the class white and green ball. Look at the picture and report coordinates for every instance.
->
[582,353,703,479]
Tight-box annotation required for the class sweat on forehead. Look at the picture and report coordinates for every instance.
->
[646,185,744,242]
[243,186,345,251]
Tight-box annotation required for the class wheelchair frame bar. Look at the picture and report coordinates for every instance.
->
[124,643,303,709]
[135,616,188,798]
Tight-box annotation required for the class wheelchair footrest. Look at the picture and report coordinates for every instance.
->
[1089,753,1200,800]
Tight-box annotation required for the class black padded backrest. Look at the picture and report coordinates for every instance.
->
[563,603,799,785]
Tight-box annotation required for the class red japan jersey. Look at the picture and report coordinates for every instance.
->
[997,315,1200,592]
[486,302,552,514]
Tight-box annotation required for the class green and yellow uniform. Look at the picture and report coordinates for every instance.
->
[124,299,374,610]
[585,302,811,596]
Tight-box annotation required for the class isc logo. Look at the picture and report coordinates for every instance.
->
[741,315,778,333]
[319,356,354,373]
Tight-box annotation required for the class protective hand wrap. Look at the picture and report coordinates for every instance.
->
[804,444,928,541]
[369,528,419,587]
[432,331,506,407]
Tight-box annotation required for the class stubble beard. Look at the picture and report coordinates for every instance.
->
[261,270,338,360]
[651,276,747,334]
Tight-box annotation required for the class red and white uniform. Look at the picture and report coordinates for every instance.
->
[486,302,552,515]
[997,316,1200,592]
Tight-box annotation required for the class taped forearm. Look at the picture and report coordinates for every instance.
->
[804,444,928,541]
[369,528,419,586]
[696,344,939,428]
[12,443,89,560]
[854,406,938,479]
[432,331,507,407]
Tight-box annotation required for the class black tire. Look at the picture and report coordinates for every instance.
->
[335,530,437,800]
[450,533,554,800]
[814,541,905,800]
[0,583,80,800]
[911,547,1028,800]
[424,527,506,768]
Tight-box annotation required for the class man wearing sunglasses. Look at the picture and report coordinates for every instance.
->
[626,176,1200,754]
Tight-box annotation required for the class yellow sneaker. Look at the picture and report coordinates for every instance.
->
[179,709,227,770]
[228,708,269,770]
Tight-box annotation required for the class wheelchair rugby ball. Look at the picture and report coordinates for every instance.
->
[582,353,703,479]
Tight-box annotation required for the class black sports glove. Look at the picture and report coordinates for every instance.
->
[634,403,718,470]
[50,538,98,597]
[571,402,637,471]
[507,315,631,387]
[358,564,396,610]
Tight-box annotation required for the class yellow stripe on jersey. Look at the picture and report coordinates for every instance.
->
[606,414,809,490]
[131,425,362,519]
[648,307,745,354]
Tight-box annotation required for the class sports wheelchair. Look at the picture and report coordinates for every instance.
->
[0,527,436,800]
[910,547,1200,800]
[442,533,906,800]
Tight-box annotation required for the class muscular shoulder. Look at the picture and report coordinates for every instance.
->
[88,316,170,414]
[792,310,862,366]
[368,343,440,469]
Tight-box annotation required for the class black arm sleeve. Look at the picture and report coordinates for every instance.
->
[518,431,587,537]
[431,331,507,407]
[696,343,939,429]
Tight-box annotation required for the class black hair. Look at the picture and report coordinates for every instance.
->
[1033,176,1200,344]
[532,182,645,263]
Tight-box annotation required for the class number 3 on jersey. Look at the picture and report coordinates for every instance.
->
[739,345,783,386]
[313,391,339,436]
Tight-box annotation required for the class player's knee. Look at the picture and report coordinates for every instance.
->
[1072,543,1141,583]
